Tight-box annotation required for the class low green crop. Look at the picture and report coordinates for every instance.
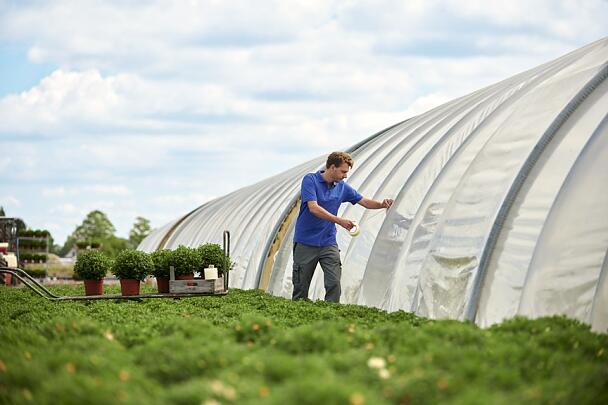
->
[0,287,606,405]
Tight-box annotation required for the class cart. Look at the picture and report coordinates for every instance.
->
[0,231,231,301]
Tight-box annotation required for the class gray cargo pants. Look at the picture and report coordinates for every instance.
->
[292,242,342,302]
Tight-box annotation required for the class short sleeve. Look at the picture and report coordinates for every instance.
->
[300,174,317,203]
[343,182,363,205]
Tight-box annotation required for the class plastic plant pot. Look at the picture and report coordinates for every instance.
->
[156,277,170,293]
[83,279,103,296]
[119,279,141,296]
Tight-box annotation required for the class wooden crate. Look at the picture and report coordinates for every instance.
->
[168,266,226,294]
[169,277,225,294]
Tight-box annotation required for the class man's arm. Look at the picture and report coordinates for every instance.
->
[307,201,355,230]
[358,197,393,209]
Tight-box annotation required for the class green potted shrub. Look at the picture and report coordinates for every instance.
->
[198,243,231,279]
[19,252,32,263]
[74,250,112,296]
[150,249,172,293]
[76,240,89,249]
[19,239,31,250]
[167,246,201,280]
[112,250,153,296]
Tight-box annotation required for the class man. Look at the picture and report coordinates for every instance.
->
[292,151,393,302]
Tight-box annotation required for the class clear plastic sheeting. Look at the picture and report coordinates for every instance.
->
[365,46,590,314]
[477,78,608,327]
[519,114,608,331]
[361,69,533,312]
[137,218,180,253]
[413,42,608,320]
[591,255,608,333]
[337,85,500,305]
[138,38,608,329]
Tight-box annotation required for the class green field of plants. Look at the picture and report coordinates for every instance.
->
[1,285,607,404]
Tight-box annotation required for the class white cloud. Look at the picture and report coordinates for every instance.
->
[0,69,131,134]
[82,185,131,195]
[152,193,215,208]
[50,203,78,215]
[41,221,63,236]
[403,93,453,117]
[445,0,608,41]
[42,187,66,197]
[0,157,11,172]
[27,46,49,64]
[1,0,606,246]
[1,196,21,208]
[44,185,129,197]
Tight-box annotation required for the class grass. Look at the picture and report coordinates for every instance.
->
[0,285,607,404]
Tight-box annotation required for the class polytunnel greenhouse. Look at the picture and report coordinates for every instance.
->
[140,38,608,332]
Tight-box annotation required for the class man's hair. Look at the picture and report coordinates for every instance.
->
[326,151,354,169]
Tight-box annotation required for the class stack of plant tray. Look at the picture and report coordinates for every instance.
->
[168,266,226,294]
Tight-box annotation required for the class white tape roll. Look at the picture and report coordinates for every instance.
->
[349,222,360,237]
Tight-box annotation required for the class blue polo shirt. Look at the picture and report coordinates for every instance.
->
[294,170,363,247]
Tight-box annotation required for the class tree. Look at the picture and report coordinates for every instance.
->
[60,210,117,257]
[0,206,5,216]
[15,218,27,233]
[73,210,116,241]
[103,235,130,258]
[129,216,151,248]
[59,235,76,257]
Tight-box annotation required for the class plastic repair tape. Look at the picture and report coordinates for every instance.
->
[349,221,360,237]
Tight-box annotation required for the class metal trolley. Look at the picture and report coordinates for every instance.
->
[0,231,230,301]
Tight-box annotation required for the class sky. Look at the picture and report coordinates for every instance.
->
[1,0,607,247]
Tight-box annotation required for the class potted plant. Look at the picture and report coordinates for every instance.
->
[19,253,32,263]
[167,246,201,280]
[112,250,153,296]
[19,239,30,250]
[18,229,34,238]
[198,243,232,279]
[150,249,172,293]
[74,250,112,296]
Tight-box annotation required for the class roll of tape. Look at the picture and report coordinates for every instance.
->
[349,222,360,237]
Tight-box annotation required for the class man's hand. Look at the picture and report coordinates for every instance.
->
[358,197,394,209]
[308,201,355,229]
[337,218,355,230]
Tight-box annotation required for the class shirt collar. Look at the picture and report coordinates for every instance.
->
[316,170,336,188]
